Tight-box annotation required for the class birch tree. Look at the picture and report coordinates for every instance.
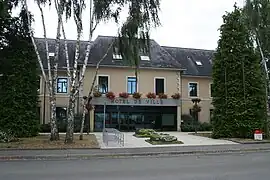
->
[20,0,161,143]
[23,0,66,141]
[73,0,161,141]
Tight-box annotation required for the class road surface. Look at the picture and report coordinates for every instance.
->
[0,151,270,180]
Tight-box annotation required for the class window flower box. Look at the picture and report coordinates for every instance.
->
[119,92,129,98]
[106,91,115,100]
[171,93,181,99]
[93,91,102,97]
[146,92,156,99]
[132,92,142,99]
[158,93,168,99]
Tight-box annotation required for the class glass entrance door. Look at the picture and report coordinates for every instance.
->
[111,112,144,131]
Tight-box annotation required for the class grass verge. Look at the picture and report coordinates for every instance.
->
[190,132,270,144]
[223,138,270,144]
[0,134,100,149]
[145,139,184,145]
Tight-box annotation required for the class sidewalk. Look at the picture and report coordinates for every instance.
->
[94,132,238,149]
[1,143,270,161]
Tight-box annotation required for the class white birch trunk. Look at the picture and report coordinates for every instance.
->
[24,0,47,83]
[79,41,115,136]
[36,1,59,141]
[50,0,65,140]
[79,97,87,140]
[61,24,71,78]
[65,1,83,143]
[75,0,95,95]
[24,0,59,140]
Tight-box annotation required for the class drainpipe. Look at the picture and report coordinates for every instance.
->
[180,71,183,130]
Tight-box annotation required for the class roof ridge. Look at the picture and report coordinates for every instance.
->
[162,45,215,52]
[34,37,94,43]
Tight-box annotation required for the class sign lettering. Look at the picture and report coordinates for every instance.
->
[110,98,163,105]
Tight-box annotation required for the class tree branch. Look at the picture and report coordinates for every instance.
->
[74,0,94,96]
[71,0,83,91]
[37,0,53,91]
[90,19,98,35]
[23,0,47,85]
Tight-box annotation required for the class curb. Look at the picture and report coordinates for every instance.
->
[1,147,270,161]
[0,147,101,151]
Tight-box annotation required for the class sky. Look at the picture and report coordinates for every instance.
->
[23,0,245,50]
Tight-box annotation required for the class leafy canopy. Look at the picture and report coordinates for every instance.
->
[0,0,39,137]
[211,4,267,138]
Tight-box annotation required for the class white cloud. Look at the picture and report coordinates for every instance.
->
[15,0,244,50]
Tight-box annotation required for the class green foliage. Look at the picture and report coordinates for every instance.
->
[149,133,178,143]
[40,114,88,133]
[244,0,270,58]
[181,114,212,132]
[0,2,40,138]
[134,128,156,138]
[212,5,268,139]
[134,128,181,144]
[0,129,19,143]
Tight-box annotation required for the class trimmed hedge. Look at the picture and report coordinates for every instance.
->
[40,114,88,133]
[181,114,212,132]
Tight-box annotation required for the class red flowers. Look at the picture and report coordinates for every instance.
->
[106,91,115,100]
[158,93,168,99]
[119,92,129,98]
[146,92,156,99]
[171,93,181,99]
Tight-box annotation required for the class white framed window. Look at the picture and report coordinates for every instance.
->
[154,77,166,94]
[113,54,122,59]
[188,82,198,97]
[140,55,150,61]
[97,75,110,94]
[195,60,202,66]
[49,52,55,57]
[113,47,122,60]
[126,76,138,94]
[56,77,68,94]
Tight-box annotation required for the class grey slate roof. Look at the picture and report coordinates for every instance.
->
[35,36,215,76]
[35,36,183,70]
[163,46,214,77]
[35,37,93,69]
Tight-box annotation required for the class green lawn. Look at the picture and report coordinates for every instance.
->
[0,134,100,149]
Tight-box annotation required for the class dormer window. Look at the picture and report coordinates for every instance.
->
[113,47,122,60]
[113,54,122,59]
[49,52,55,57]
[195,60,202,66]
[141,55,150,61]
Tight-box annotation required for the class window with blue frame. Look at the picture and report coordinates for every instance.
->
[127,77,137,94]
[57,78,68,93]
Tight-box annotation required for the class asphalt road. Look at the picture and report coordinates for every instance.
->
[0,152,270,180]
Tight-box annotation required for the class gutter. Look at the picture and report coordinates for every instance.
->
[80,64,186,72]
[182,75,212,79]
